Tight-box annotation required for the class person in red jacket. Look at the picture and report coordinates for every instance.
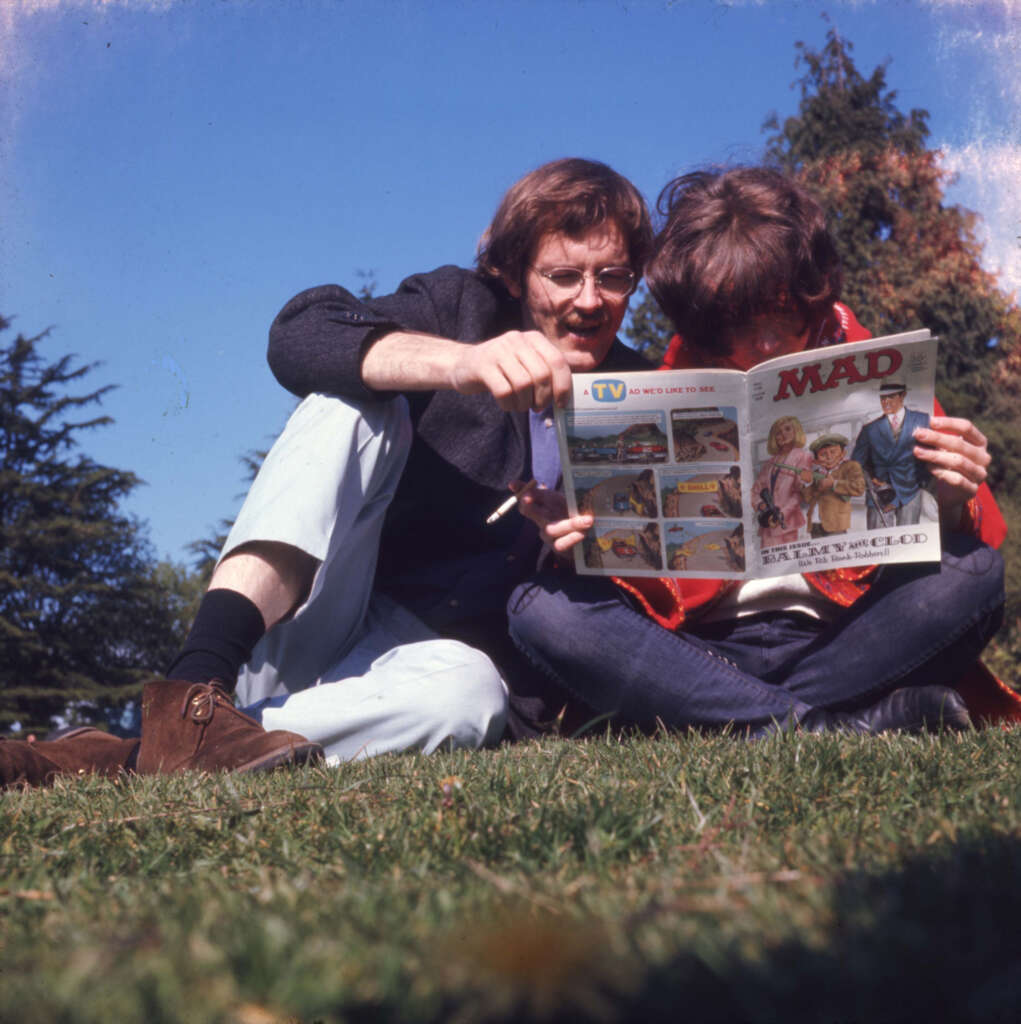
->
[507,166,1018,735]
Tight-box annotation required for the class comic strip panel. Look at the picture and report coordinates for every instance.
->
[581,520,663,571]
[664,520,745,574]
[660,466,742,520]
[670,406,740,463]
[565,411,669,467]
[573,468,659,519]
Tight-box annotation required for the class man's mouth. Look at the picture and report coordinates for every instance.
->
[563,319,605,339]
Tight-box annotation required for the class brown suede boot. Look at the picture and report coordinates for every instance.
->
[1,739,63,789]
[33,727,140,777]
[1,727,137,789]
[136,680,323,774]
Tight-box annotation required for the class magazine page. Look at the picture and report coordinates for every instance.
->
[556,329,942,581]
[556,367,753,579]
[744,329,941,577]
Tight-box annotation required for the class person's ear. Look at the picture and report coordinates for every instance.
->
[501,271,523,300]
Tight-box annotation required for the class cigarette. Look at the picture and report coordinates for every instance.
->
[485,479,537,525]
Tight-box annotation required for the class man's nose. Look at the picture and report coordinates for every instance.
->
[754,326,783,355]
[573,275,604,311]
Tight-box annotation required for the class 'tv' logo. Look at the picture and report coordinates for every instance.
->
[591,379,627,402]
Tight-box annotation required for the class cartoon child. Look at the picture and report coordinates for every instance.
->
[802,433,866,538]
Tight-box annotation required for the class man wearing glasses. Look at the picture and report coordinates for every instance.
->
[134,158,654,772]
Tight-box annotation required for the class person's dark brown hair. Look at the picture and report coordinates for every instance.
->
[477,158,653,288]
[646,167,842,358]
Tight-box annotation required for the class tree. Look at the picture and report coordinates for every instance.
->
[0,317,192,731]
[624,285,674,365]
[630,29,1020,439]
[763,27,1021,471]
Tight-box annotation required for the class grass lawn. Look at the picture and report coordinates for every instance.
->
[3,729,1021,1022]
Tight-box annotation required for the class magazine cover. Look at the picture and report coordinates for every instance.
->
[557,330,942,579]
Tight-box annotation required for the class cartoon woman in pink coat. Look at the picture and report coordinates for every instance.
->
[754,415,814,547]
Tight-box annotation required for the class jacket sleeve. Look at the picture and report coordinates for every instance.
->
[931,397,1007,547]
[844,305,1005,546]
[266,266,505,400]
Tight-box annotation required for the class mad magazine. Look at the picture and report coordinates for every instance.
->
[557,329,941,580]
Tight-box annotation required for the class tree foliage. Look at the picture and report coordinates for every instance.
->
[762,28,1021,481]
[0,318,193,731]
[624,285,674,364]
[630,30,1020,446]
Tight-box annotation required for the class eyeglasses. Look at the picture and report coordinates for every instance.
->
[532,266,637,297]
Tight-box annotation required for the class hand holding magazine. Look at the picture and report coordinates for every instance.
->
[556,329,941,579]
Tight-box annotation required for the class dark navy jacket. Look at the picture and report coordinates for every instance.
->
[851,407,932,509]
[268,265,653,631]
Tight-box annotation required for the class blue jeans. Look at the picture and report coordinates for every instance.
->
[506,534,1004,731]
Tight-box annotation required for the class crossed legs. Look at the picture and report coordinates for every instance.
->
[507,534,1003,733]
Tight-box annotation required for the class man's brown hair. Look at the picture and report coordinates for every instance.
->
[477,158,653,288]
[646,167,842,358]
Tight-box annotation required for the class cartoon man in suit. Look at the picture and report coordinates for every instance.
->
[851,382,932,528]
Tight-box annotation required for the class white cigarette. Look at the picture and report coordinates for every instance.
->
[485,479,537,525]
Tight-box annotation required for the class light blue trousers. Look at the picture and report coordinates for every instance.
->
[223,394,507,762]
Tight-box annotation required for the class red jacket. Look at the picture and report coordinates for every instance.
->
[614,304,1019,725]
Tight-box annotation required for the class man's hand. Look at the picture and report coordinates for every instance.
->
[511,480,592,554]
[361,329,572,413]
[450,330,573,411]
[913,415,991,514]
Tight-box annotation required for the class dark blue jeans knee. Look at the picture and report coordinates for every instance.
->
[507,533,1004,727]
[508,572,809,730]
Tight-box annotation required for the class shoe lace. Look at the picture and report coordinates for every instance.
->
[181,682,229,724]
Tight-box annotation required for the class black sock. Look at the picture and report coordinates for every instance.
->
[167,589,266,692]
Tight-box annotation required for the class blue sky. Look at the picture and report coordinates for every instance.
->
[2,0,1018,564]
